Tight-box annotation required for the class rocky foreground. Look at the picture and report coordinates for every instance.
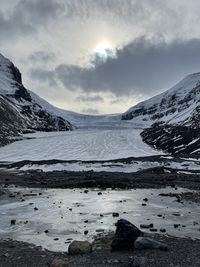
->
[0,168,200,267]
[0,222,200,267]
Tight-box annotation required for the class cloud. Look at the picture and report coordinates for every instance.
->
[30,68,57,87]
[56,37,200,97]
[81,108,99,114]
[76,95,104,103]
[0,0,64,41]
[29,51,56,63]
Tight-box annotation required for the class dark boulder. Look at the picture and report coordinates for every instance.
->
[111,219,143,250]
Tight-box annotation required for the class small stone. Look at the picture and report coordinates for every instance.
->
[160,228,166,233]
[174,224,180,228]
[134,237,168,251]
[112,212,119,217]
[84,230,88,235]
[140,223,153,229]
[143,198,148,202]
[68,240,92,255]
[98,192,102,195]
[129,256,146,267]
[149,228,157,232]
[44,230,49,233]
[34,207,38,211]
[50,259,66,267]
[11,219,16,225]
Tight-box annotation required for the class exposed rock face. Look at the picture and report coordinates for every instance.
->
[141,125,200,155]
[111,219,143,250]
[0,53,73,146]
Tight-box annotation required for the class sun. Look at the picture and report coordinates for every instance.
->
[93,40,115,60]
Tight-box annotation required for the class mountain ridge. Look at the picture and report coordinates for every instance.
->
[0,53,73,146]
[0,53,200,155]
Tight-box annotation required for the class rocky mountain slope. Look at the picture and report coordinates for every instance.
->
[122,73,200,155]
[0,54,72,146]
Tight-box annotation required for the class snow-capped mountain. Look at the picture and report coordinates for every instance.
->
[122,73,200,127]
[122,73,200,154]
[0,54,72,145]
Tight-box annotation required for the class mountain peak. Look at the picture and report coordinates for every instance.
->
[0,53,73,146]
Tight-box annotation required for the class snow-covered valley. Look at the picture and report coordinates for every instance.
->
[0,127,161,162]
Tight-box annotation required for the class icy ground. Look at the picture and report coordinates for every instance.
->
[0,127,161,162]
[0,186,199,252]
[19,159,200,173]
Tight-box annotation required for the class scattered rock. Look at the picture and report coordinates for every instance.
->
[134,237,168,251]
[129,256,146,267]
[140,224,153,229]
[68,241,92,255]
[3,253,9,258]
[10,219,16,225]
[50,259,66,267]
[149,228,157,232]
[111,219,143,250]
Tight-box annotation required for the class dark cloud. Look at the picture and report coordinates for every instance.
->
[0,0,63,40]
[29,51,56,63]
[81,108,99,114]
[30,68,57,87]
[76,95,104,103]
[56,37,200,97]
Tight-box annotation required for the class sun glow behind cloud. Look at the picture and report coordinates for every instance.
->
[93,40,116,61]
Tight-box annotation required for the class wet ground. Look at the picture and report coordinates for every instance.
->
[0,186,200,251]
[0,168,200,266]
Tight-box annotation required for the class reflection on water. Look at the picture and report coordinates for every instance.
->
[0,187,199,251]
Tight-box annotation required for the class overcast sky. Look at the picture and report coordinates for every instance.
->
[1,0,200,114]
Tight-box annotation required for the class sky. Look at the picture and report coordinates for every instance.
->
[1,0,200,114]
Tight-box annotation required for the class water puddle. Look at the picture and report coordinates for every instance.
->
[0,187,199,251]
